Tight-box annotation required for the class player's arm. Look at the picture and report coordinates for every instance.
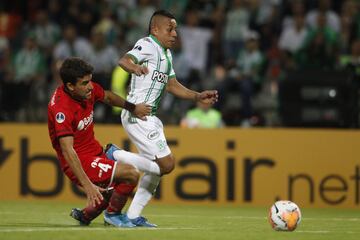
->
[59,136,104,207]
[103,90,151,120]
[118,54,148,76]
[166,77,218,105]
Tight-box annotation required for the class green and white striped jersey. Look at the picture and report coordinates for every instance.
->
[126,34,176,115]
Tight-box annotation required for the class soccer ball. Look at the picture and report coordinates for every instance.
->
[268,200,301,231]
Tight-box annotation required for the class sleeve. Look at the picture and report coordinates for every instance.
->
[126,38,154,64]
[168,50,176,79]
[50,106,75,139]
[92,82,105,102]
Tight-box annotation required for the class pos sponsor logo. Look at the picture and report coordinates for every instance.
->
[151,70,168,84]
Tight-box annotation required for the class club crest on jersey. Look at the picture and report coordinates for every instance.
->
[77,111,94,130]
[133,45,142,51]
[151,70,168,83]
[55,112,65,123]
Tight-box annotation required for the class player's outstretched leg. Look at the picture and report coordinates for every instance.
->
[104,143,161,175]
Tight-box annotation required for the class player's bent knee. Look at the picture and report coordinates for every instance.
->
[162,161,175,174]
[128,167,140,184]
[158,156,175,175]
[114,163,140,184]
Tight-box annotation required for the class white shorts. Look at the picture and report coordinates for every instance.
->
[121,110,171,160]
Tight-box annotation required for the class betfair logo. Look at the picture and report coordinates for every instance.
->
[151,70,168,84]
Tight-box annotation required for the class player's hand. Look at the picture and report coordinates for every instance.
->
[133,65,149,76]
[133,103,152,120]
[196,90,218,105]
[84,183,105,207]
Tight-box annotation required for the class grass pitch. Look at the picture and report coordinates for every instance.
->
[0,201,359,240]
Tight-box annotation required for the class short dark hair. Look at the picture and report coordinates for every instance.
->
[148,10,175,34]
[59,57,94,85]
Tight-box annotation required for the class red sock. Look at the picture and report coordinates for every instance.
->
[82,190,112,222]
[106,183,136,214]
[82,199,108,222]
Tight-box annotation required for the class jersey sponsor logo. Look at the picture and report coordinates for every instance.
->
[151,70,168,84]
[77,111,94,131]
[147,130,160,140]
[134,45,142,51]
[77,120,85,130]
[55,112,65,123]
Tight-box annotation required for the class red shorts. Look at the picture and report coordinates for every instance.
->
[64,152,117,188]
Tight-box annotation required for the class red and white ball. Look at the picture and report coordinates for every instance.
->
[268,200,302,231]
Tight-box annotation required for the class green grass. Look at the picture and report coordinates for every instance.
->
[0,201,359,240]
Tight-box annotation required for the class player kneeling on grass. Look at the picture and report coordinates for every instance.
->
[47,57,152,227]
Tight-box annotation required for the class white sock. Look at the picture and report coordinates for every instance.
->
[127,173,161,219]
[113,150,160,175]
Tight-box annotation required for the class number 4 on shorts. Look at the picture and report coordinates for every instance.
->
[98,163,112,172]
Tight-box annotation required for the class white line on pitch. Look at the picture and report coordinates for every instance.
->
[296,230,330,233]
[0,227,200,233]
[145,214,360,222]
[296,230,359,234]
[1,212,360,222]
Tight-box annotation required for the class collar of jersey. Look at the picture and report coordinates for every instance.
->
[62,85,86,104]
[149,34,166,51]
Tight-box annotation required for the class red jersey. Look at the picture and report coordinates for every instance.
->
[48,82,105,173]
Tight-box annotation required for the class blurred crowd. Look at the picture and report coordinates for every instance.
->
[0,0,360,127]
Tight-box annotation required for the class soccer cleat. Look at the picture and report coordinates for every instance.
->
[70,208,90,226]
[104,143,121,161]
[104,211,135,228]
[128,216,157,227]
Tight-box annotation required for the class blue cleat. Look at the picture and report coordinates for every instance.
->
[70,208,90,226]
[104,211,135,228]
[128,216,157,227]
[104,143,121,161]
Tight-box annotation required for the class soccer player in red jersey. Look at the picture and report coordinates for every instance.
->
[48,57,151,227]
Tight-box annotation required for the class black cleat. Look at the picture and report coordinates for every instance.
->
[70,208,90,226]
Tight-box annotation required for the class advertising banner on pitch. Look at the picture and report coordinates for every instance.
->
[0,124,359,208]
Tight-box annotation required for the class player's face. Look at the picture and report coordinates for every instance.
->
[157,18,177,49]
[69,74,94,100]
